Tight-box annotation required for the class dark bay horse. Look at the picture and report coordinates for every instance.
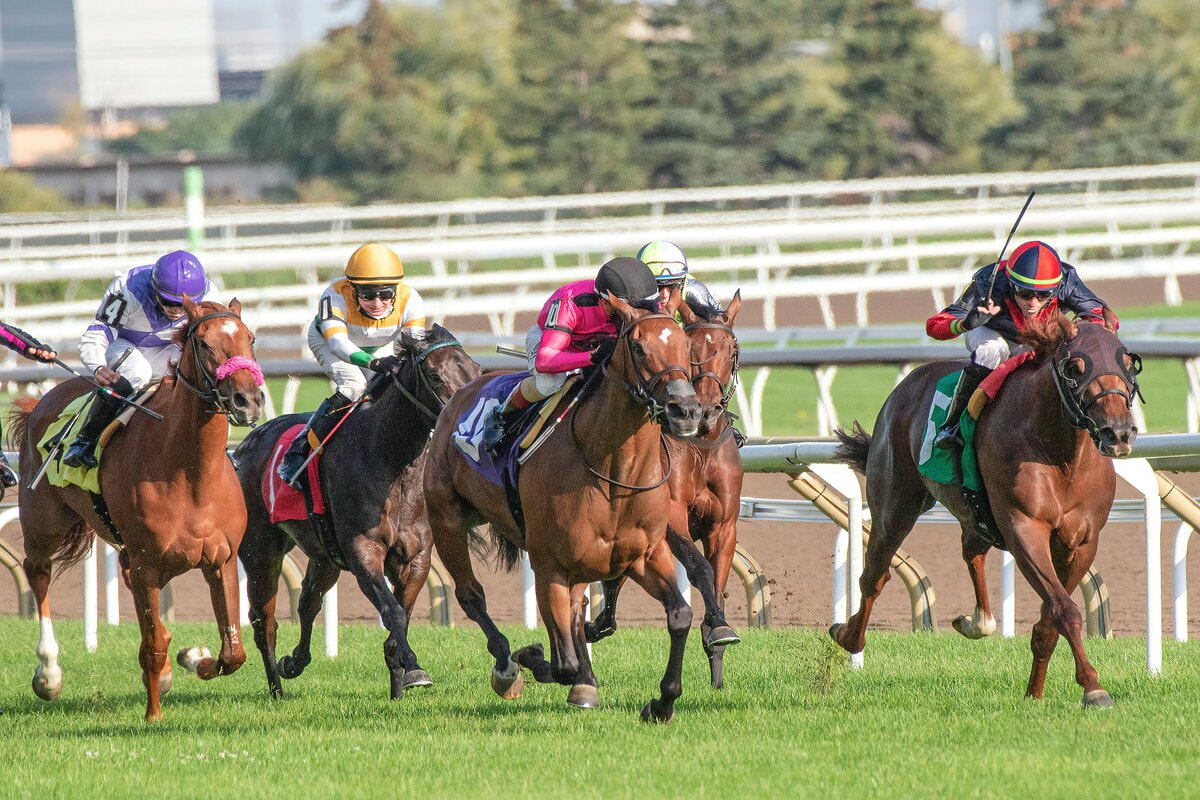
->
[586,292,745,688]
[233,325,480,700]
[424,297,701,722]
[832,314,1140,708]
[12,298,264,721]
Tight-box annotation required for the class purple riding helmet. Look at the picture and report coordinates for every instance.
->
[151,250,209,304]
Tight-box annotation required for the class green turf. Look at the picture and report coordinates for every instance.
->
[0,618,1197,797]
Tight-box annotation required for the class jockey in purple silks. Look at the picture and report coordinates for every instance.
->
[63,250,213,468]
[0,322,56,490]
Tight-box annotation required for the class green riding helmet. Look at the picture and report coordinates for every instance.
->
[637,240,688,285]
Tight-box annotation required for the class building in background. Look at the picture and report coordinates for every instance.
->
[917,0,1044,71]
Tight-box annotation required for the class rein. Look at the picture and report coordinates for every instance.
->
[173,310,263,417]
[389,338,461,423]
[1049,333,1143,446]
[572,312,690,491]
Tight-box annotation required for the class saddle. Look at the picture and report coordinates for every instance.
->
[262,424,346,569]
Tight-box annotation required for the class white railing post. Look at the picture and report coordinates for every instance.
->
[522,552,537,629]
[811,462,863,670]
[1000,550,1015,637]
[83,541,97,652]
[1173,522,1192,642]
[104,543,119,625]
[237,558,250,627]
[1113,458,1163,675]
[323,585,338,658]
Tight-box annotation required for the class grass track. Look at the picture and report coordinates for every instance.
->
[2,618,1200,798]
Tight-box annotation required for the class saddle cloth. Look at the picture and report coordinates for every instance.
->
[36,385,158,494]
[263,424,327,523]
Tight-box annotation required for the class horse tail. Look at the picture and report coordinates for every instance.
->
[467,525,522,573]
[6,396,37,450]
[833,421,871,474]
[53,521,95,575]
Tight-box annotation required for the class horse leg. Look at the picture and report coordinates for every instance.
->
[278,556,340,680]
[569,583,599,705]
[952,531,997,639]
[390,549,434,690]
[1013,531,1110,707]
[428,496,522,700]
[527,567,595,707]
[186,556,247,680]
[24,557,63,701]
[243,530,288,698]
[128,569,172,722]
[346,542,422,701]
[701,518,739,689]
[628,539,693,724]
[669,528,737,648]
[583,577,623,643]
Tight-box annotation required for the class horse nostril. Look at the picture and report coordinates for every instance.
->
[232,392,248,409]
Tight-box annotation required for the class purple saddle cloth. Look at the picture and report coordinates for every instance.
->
[452,372,530,488]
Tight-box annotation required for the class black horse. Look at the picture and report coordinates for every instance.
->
[234,325,481,700]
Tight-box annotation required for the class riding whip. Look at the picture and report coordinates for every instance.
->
[285,394,369,486]
[985,190,1036,303]
[51,355,164,421]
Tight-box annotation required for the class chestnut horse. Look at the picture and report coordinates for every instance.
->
[832,314,1140,708]
[585,292,745,688]
[424,297,701,722]
[12,298,264,721]
[233,325,480,700]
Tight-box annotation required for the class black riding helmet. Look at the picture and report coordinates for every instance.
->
[594,256,660,312]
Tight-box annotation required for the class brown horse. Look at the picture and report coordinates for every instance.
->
[585,292,745,688]
[12,297,264,721]
[831,313,1140,708]
[424,297,701,721]
[233,325,480,700]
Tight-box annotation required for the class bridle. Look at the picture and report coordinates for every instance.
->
[389,337,462,423]
[174,310,263,417]
[573,312,692,491]
[683,319,740,407]
[1050,329,1143,446]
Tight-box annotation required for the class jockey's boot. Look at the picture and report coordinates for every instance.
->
[278,392,348,485]
[0,452,17,490]
[933,361,992,451]
[481,384,533,456]
[63,380,133,469]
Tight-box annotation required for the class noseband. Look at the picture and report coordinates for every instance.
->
[606,313,694,426]
[390,337,462,422]
[1050,331,1143,446]
[175,311,263,417]
[683,319,740,406]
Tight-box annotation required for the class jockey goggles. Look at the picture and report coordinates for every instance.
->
[355,285,397,302]
[1013,287,1053,300]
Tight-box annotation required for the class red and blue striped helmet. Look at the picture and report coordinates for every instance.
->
[152,250,209,303]
[1005,240,1062,293]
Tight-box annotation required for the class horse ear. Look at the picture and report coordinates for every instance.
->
[604,291,638,324]
[724,290,742,325]
[663,287,683,318]
[677,300,697,325]
[228,298,242,317]
[181,294,199,318]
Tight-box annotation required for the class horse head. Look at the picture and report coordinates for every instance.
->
[679,291,741,436]
[605,293,700,437]
[177,296,265,427]
[390,324,482,422]
[1022,313,1142,458]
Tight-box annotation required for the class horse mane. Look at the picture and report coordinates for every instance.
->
[1018,312,1079,362]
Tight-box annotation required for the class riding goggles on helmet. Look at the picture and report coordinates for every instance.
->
[355,285,397,302]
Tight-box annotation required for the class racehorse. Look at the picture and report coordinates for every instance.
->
[424,296,701,721]
[233,325,480,700]
[831,313,1140,707]
[12,297,264,721]
[585,292,745,688]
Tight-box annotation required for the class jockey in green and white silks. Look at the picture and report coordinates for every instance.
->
[636,241,723,321]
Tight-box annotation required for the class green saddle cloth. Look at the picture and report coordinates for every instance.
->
[37,394,105,493]
[917,370,982,492]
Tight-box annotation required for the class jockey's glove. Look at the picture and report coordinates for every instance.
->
[591,338,618,365]
[368,355,402,375]
[962,308,996,331]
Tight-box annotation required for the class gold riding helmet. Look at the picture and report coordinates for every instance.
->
[345,243,405,285]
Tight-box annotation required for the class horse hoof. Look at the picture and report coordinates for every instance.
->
[32,666,62,701]
[490,661,524,700]
[704,626,741,647]
[176,646,212,673]
[269,684,284,700]
[639,700,674,724]
[584,622,615,643]
[566,684,599,709]
[1082,689,1114,709]
[277,656,307,680]
[159,668,173,696]
[951,613,995,640]
[402,669,433,689]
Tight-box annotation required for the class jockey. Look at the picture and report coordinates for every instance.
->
[636,240,723,321]
[277,242,426,484]
[0,322,57,489]
[480,256,660,454]
[64,250,212,468]
[926,240,1115,450]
